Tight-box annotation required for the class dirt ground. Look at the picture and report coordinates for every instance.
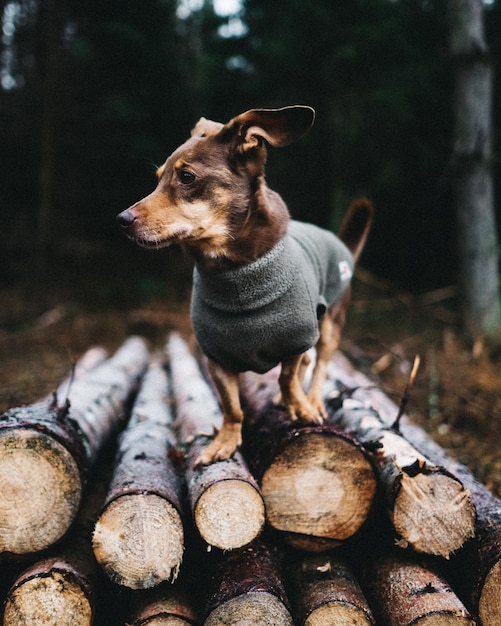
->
[1,247,501,499]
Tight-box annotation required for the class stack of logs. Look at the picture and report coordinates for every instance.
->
[0,332,500,625]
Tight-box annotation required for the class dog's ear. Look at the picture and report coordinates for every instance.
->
[191,117,224,138]
[228,105,315,153]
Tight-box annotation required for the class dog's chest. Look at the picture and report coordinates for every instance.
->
[191,221,353,373]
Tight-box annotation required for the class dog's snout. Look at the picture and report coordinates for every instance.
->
[116,209,136,229]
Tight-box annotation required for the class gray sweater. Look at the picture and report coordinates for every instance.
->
[190,220,354,374]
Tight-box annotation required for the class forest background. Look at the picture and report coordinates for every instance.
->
[2,0,501,305]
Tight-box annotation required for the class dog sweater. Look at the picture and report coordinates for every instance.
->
[190,220,354,374]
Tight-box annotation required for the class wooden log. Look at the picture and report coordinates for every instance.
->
[328,350,501,624]
[327,394,476,558]
[239,369,377,551]
[2,475,107,626]
[0,336,149,555]
[286,553,375,625]
[364,552,475,626]
[92,357,184,590]
[127,583,197,626]
[166,333,265,551]
[203,541,293,626]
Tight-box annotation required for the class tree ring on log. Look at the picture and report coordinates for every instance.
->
[194,478,265,550]
[92,493,184,589]
[3,570,92,625]
[261,432,376,543]
[0,429,81,554]
[479,559,501,626]
[204,591,293,626]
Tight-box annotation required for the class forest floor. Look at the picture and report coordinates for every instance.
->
[2,242,501,499]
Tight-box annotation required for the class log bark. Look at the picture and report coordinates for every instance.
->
[286,554,375,626]
[92,357,184,590]
[0,336,149,555]
[365,552,474,626]
[240,369,377,551]
[167,333,265,551]
[327,394,476,558]
[328,350,501,624]
[127,583,197,625]
[2,475,107,626]
[203,541,293,626]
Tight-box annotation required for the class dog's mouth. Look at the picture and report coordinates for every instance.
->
[128,229,190,250]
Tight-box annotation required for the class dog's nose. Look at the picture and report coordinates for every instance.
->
[116,209,136,229]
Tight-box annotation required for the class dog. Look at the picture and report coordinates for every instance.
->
[117,105,373,465]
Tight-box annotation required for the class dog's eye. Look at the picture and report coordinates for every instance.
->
[178,170,195,185]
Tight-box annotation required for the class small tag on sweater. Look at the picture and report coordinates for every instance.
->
[339,260,353,281]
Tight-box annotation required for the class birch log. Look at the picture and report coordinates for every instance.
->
[167,333,265,551]
[0,336,149,554]
[286,554,375,626]
[203,541,293,626]
[328,350,501,624]
[240,369,377,551]
[327,396,476,558]
[92,357,184,590]
[2,477,107,626]
[365,553,475,626]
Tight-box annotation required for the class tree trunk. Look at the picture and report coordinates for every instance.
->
[92,358,184,590]
[240,368,377,552]
[167,333,265,551]
[286,554,375,626]
[36,0,65,269]
[0,337,149,554]
[203,540,293,626]
[448,0,500,337]
[328,393,476,558]
[328,350,501,624]
[365,552,474,626]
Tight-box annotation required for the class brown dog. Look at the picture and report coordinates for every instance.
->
[117,106,373,464]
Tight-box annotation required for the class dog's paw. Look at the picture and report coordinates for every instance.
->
[307,392,328,419]
[194,425,242,466]
[285,397,324,425]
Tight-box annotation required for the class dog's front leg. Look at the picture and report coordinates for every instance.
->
[195,359,243,465]
[279,353,324,424]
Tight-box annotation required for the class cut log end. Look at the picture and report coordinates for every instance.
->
[392,471,476,558]
[204,591,293,626]
[479,559,501,626]
[195,479,265,550]
[3,571,92,626]
[0,429,81,554]
[261,432,376,542]
[304,602,373,626]
[92,494,184,589]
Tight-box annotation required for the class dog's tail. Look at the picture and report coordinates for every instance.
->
[338,196,374,262]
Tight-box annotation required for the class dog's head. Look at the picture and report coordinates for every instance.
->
[116,106,314,260]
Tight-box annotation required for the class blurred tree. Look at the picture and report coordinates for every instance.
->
[448,0,500,338]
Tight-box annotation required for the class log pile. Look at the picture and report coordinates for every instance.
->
[0,333,499,625]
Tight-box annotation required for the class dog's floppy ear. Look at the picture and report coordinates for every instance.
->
[228,105,315,153]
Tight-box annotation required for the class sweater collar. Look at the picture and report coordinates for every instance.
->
[193,236,296,312]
